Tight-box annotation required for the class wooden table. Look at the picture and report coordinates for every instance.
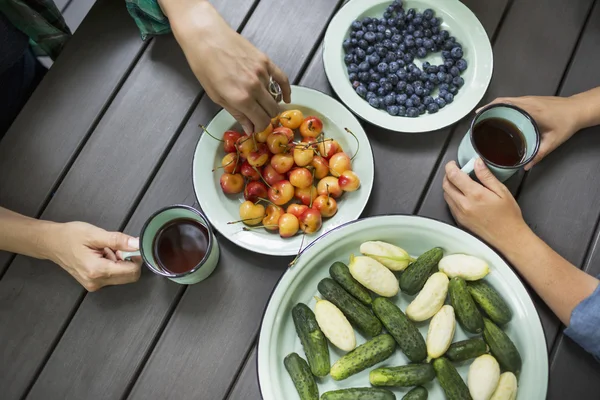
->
[1,0,599,398]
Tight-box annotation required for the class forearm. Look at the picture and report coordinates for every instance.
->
[156,0,216,41]
[569,86,600,131]
[495,224,599,326]
[0,207,56,260]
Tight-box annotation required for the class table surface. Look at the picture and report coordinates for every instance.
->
[1,0,600,398]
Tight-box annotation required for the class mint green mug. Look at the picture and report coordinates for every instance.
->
[121,205,219,285]
[458,103,540,182]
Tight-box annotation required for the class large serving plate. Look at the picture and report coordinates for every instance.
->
[323,0,493,132]
[192,85,374,256]
[258,215,548,399]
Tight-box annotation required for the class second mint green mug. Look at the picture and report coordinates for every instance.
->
[458,103,540,182]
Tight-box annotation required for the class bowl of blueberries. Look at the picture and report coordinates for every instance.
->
[323,0,493,132]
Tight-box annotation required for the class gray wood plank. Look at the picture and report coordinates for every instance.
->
[18,1,258,399]
[0,0,146,275]
[417,0,594,349]
[222,0,512,397]
[124,1,345,399]
[63,0,97,32]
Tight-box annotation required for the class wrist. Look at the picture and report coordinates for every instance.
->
[494,221,536,262]
[567,92,597,132]
[35,221,63,262]
[158,0,215,41]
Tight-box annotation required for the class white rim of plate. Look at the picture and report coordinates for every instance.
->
[192,85,375,256]
[323,0,494,133]
[257,214,548,400]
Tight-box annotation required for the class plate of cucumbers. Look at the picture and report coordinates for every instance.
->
[257,215,548,400]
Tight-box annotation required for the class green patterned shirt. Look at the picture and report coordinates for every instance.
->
[0,0,170,60]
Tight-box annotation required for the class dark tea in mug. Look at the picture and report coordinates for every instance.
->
[473,117,526,166]
[152,218,209,274]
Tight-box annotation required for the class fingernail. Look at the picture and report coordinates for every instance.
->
[128,237,139,249]
[475,158,485,169]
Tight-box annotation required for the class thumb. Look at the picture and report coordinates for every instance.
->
[93,230,139,252]
[474,158,506,196]
[476,97,513,114]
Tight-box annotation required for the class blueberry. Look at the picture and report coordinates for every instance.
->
[366,91,376,100]
[391,27,399,34]
[344,54,354,65]
[383,11,392,19]
[431,26,440,34]
[413,79,423,87]
[414,30,423,39]
[423,95,434,105]
[418,104,426,114]
[405,83,415,95]
[396,81,407,93]
[358,71,369,82]
[437,71,447,82]
[453,76,465,87]
[420,71,429,81]
[359,39,369,49]
[414,85,425,96]
[391,34,402,43]
[387,105,400,116]
[364,31,377,44]
[376,32,385,41]
[449,85,458,95]
[407,24,416,34]
[377,87,387,97]
[442,50,451,60]
[368,97,381,108]
[444,59,455,69]
[428,73,438,84]
[411,95,421,106]
[403,53,414,63]
[404,37,415,47]
[405,98,414,108]
[439,66,447,74]
[368,54,380,66]
[377,24,386,33]
[438,83,448,91]
[415,37,424,47]
[445,66,459,78]
[385,53,397,63]
[367,46,376,55]
[426,65,439,74]
[430,17,440,26]
[366,23,375,32]
[387,17,397,26]
[422,20,431,29]
[406,107,419,117]
[423,38,434,49]
[396,93,408,104]
[357,61,369,72]
[350,31,356,39]
[351,20,362,30]
[425,80,435,90]
[356,30,365,40]
[397,59,406,68]
[444,92,454,104]
[384,94,396,106]
[377,62,389,74]
[356,48,366,60]
[397,105,407,116]
[439,89,448,98]
[379,77,388,86]
[363,17,373,25]
[417,47,427,58]
[413,17,423,26]
[427,102,439,113]
[435,97,447,108]
[456,59,468,71]
[396,69,408,80]
[348,72,358,82]
[370,72,381,82]
[355,85,367,98]
[385,29,393,39]
[343,39,352,50]
[368,82,379,92]
[388,61,401,74]
[383,81,393,93]
[423,8,434,20]
[439,30,450,40]
[388,73,399,85]
[422,87,431,96]
[399,43,407,52]
[451,47,463,59]
[377,46,388,57]
[391,43,399,51]
[443,40,456,51]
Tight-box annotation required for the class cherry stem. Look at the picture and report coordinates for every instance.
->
[228,217,264,225]
[256,197,277,206]
[254,167,272,189]
[199,124,223,142]
[344,127,360,161]
[252,133,258,151]
[212,157,236,172]
[243,225,278,231]
[289,232,307,268]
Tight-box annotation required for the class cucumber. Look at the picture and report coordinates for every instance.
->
[468,354,500,400]
[490,372,518,400]
[433,357,473,400]
[483,318,522,376]
[369,364,435,387]
[318,278,382,337]
[399,247,444,295]
[329,261,372,305]
[321,388,396,400]
[330,334,396,381]
[372,297,427,362]
[292,303,330,377]
[468,281,512,325]
[402,387,428,400]
[449,277,484,334]
[284,353,319,400]
[446,338,489,362]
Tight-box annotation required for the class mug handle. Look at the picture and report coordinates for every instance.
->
[120,250,141,261]
[461,157,476,177]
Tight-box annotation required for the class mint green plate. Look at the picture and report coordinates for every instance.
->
[258,215,548,400]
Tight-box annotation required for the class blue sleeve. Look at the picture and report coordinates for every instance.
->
[564,280,600,361]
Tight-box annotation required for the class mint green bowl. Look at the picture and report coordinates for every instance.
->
[258,215,548,400]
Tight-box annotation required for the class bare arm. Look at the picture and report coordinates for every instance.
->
[0,206,55,260]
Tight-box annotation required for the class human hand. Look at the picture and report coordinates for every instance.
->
[44,222,142,292]
[479,96,582,170]
[166,1,291,135]
[442,159,529,250]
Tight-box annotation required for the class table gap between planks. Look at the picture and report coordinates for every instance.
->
[0,0,599,399]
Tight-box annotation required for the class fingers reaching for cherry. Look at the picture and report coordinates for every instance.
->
[205,109,362,239]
